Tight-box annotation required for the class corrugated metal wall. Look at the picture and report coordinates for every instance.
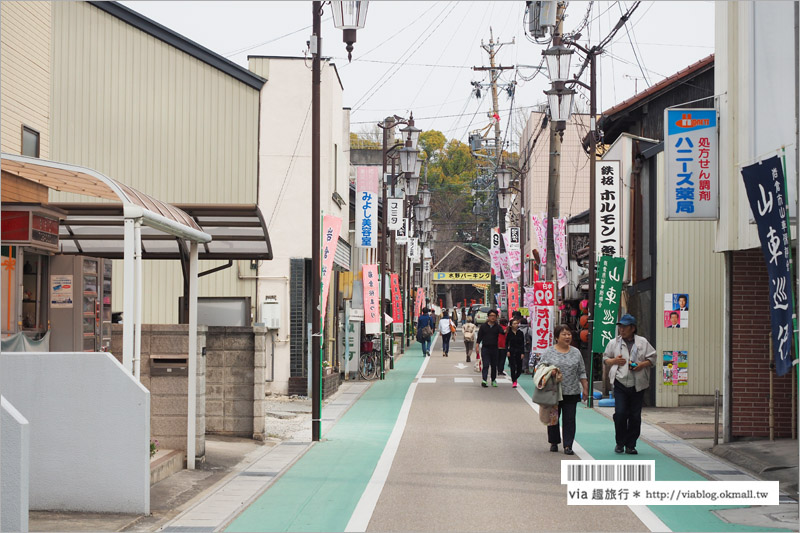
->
[653,151,725,406]
[49,2,261,324]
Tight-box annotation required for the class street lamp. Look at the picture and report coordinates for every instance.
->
[398,145,419,173]
[331,0,369,62]
[422,219,433,233]
[542,44,574,82]
[496,165,512,190]
[414,204,431,221]
[405,173,420,196]
[419,188,431,207]
[399,115,421,150]
[544,87,575,123]
[498,188,513,210]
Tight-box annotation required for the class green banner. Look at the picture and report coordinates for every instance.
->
[592,256,626,353]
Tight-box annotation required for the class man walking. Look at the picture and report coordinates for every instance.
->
[602,314,656,455]
[476,309,502,388]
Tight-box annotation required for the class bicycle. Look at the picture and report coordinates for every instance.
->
[359,340,379,380]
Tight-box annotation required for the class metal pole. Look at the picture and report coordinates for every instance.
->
[587,51,598,407]
[187,241,198,469]
[545,3,565,285]
[714,388,720,447]
[311,1,322,442]
[379,118,393,380]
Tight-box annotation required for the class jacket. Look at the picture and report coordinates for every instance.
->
[603,335,657,392]
[462,322,477,341]
[477,322,502,347]
[506,329,526,355]
[518,324,533,353]
[532,364,563,405]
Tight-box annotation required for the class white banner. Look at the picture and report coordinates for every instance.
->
[508,226,520,251]
[503,230,521,281]
[387,198,402,230]
[665,108,719,220]
[595,161,621,260]
[553,217,568,289]
[395,218,408,244]
[490,227,500,275]
[531,213,547,265]
[408,237,420,263]
[356,166,380,249]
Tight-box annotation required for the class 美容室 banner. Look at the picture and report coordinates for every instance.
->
[356,166,380,248]
[595,161,621,259]
[320,215,342,324]
[362,264,381,334]
[665,109,718,220]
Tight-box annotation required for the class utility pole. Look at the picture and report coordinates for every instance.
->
[473,28,514,312]
[311,0,322,442]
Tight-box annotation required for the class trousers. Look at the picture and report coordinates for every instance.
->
[613,381,645,448]
[441,332,451,353]
[480,346,500,382]
[508,350,524,382]
[547,394,580,448]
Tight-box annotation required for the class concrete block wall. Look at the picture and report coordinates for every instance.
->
[206,326,269,439]
[111,324,207,456]
[1,396,29,533]
[731,249,794,438]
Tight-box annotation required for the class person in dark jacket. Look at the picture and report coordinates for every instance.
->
[506,319,526,388]
[416,308,435,356]
[477,309,502,387]
[497,317,509,376]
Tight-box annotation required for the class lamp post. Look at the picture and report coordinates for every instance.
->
[311,0,367,442]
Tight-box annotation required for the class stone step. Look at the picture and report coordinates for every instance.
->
[150,449,184,486]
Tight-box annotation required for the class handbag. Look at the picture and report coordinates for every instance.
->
[449,321,456,334]
[532,365,561,406]
[421,325,433,339]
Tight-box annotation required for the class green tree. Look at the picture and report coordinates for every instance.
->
[419,130,446,161]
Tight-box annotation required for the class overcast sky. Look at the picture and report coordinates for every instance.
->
[122,1,715,149]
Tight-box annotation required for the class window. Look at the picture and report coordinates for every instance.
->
[22,126,40,158]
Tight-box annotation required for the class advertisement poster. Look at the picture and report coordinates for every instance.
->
[663,351,688,385]
[665,109,718,220]
[390,274,404,334]
[50,275,73,308]
[320,215,342,324]
[591,256,626,353]
[595,161,621,259]
[356,166,379,248]
[363,264,380,334]
[741,155,795,376]
[531,281,556,357]
[663,293,689,328]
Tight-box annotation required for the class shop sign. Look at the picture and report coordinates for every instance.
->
[2,210,60,251]
[507,282,519,317]
[432,272,490,281]
[356,166,379,248]
[665,109,718,220]
[591,256,626,353]
[395,218,408,244]
[387,198,403,230]
[595,161,621,259]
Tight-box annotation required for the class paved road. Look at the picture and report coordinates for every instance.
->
[366,338,647,532]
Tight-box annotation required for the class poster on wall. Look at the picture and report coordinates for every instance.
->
[663,351,688,385]
[50,275,74,308]
[663,293,689,328]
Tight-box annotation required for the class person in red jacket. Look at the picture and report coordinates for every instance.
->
[497,317,509,377]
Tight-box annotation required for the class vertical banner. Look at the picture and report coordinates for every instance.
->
[553,216,568,289]
[387,198,403,230]
[390,273,404,333]
[408,238,420,263]
[532,281,556,357]
[741,156,794,376]
[595,161,621,259]
[363,264,380,334]
[415,287,425,319]
[523,286,535,309]
[395,218,408,244]
[503,229,521,280]
[320,215,342,325]
[345,301,361,375]
[531,213,548,265]
[665,109,718,220]
[591,256,626,353]
[507,281,519,317]
[490,227,501,276]
[356,166,379,248]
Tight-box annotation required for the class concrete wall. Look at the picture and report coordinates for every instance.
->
[111,324,206,455]
[1,395,30,533]
[205,326,269,439]
[0,353,150,514]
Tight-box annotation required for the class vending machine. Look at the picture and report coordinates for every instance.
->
[49,255,113,352]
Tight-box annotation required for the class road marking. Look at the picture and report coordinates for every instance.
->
[513,386,671,533]
[454,363,469,369]
[344,338,433,532]
[418,377,437,384]
[454,377,474,383]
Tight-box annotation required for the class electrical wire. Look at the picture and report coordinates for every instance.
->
[221,18,329,58]
[267,101,312,228]
[617,1,650,87]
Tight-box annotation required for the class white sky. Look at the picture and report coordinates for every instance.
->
[122,1,715,150]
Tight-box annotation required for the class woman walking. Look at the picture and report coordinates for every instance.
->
[538,325,589,455]
[506,319,526,388]
[462,316,477,362]
[438,311,455,357]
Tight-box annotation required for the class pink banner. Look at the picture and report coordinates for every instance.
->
[531,213,548,264]
[320,215,342,324]
[523,286,535,308]
[415,288,425,320]
[502,231,521,280]
[390,274,403,333]
[553,217,568,289]
[507,282,519,317]
[533,281,556,306]
[363,264,380,334]
[356,167,380,249]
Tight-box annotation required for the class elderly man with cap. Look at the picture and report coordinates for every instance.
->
[602,314,656,455]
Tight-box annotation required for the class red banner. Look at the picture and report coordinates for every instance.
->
[533,281,555,306]
[415,287,425,320]
[390,273,403,333]
[320,215,342,325]
[507,282,519,317]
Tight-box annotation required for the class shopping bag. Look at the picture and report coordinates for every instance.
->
[539,405,559,426]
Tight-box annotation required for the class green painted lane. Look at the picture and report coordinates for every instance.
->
[225,338,430,533]
[517,377,791,532]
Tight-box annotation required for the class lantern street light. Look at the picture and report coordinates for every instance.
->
[496,165,512,190]
[414,204,431,221]
[422,218,433,233]
[542,44,574,82]
[399,114,422,150]
[331,1,369,62]
[418,187,431,208]
[498,188,513,210]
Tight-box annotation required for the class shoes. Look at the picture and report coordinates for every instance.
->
[498,371,507,376]
[614,445,624,454]
[625,447,638,455]
[491,381,498,387]
[466,356,471,362]
[549,444,558,452]
[512,381,518,388]
[564,447,574,455]
[481,380,488,388]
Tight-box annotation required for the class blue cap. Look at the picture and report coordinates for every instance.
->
[617,314,637,326]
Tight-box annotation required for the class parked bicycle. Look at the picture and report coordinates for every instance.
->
[359,338,379,380]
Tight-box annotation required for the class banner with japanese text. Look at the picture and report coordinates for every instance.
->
[363,264,381,334]
[387,198,403,230]
[415,287,425,320]
[591,256,626,353]
[553,216,568,289]
[595,161,621,260]
[503,229,521,281]
[531,213,547,265]
[665,109,718,220]
[356,166,379,248]
[390,273,403,334]
[490,227,501,276]
[741,156,794,376]
[395,218,408,244]
[320,215,342,324]
[507,282,519,317]
[532,281,556,356]
[523,286,535,309]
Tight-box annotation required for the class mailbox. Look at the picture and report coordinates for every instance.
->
[150,354,188,376]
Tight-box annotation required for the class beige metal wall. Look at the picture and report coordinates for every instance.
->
[50,2,261,324]
[1,1,51,158]
[653,151,725,406]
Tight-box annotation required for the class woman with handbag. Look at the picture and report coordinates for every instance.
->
[416,308,434,357]
[538,325,589,455]
[462,316,477,363]
[438,310,455,357]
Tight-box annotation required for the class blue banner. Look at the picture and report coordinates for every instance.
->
[740,155,794,376]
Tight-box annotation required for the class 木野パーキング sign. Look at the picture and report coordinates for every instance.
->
[665,109,718,220]
[356,167,379,248]
[595,161,621,259]
[432,272,490,281]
